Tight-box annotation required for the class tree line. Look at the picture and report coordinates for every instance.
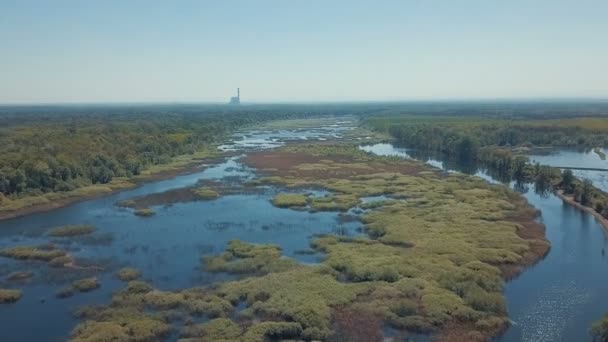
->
[366,114,608,219]
[0,104,362,199]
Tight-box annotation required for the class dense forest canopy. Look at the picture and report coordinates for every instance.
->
[2,101,608,199]
[0,104,378,198]
[363,106,608,220]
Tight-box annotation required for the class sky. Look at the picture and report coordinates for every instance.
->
[1,0,607,103]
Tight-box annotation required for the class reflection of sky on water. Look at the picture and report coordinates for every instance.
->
[361,142,608,342]
[529,148,608,192]
[0,123,363,342]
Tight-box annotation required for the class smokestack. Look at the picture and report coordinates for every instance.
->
[237,88,240,99]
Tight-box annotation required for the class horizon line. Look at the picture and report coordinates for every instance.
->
[1,96,608,107]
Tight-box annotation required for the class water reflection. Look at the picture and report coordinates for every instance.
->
[360,142,608,342]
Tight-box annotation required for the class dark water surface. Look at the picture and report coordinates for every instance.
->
[361,143,608,342]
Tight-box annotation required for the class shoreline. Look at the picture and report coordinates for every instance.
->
[556,190,608,231]
[0,156,226,222]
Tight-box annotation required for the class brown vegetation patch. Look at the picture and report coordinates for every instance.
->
[244,150,425,180]
[499,195,550,280]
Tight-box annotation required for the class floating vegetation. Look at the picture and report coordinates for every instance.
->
[239,143,549,340]
[49,255,73,268]
[592,314,608,341]
[0,289,22,304]
[70,307,171,342]
[134,208,155,217]
[191,187,220,200]
[203,240,298,275]
[6,271,33,281]
[271,193,308,208]
[48,224,96,237]
[115,267,141,282]
[310,194,359,212]
[115,199,136,208]
[56,286,75,299]
[0,244,67,262]
[72,277,101,292]
[65,142,549,341]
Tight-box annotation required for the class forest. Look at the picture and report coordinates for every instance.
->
[0,104,386,200]
[364,110,608,220]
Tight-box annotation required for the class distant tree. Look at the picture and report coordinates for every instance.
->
[560,169,575,194]
[456,136,479,161]
[581,179,594,206]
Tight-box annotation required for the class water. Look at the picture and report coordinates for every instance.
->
[218,120,357,151]
[2,127,606,341]
[0,122,362,342]
[361,143,608,341]
[528,148,608,192]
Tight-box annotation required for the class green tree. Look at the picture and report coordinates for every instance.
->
[560,169,575,194]
[581,179,594,206]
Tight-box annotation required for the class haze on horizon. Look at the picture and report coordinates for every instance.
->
[1,0,607,104]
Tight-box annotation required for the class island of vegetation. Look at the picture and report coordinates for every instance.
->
[67,141,548,341]
[48,224,96,237]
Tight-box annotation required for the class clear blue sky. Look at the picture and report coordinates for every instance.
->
[1,0,607,103]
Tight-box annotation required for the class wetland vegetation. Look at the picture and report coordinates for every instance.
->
[1,103,608,341]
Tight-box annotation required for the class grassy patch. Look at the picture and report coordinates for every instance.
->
[115,267,141,282]
[6,271,33,281]
[0,245,67,262]
[592,314,608,341]
[271,193,308,208]
[191,187,220,200]
[48,224,96,237]
[115,199,136,208]
[134,208,155,217]
[203,240,298,275]
[0,289,22,304]
[66,141,548,341]
[72,277,101,292]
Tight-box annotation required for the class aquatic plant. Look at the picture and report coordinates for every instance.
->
[115,267,141,281]
[72,277,101,292]
[6,271,33,281]
[0,245,66,262]
[203,240,298,275]
[70,310,171,342]
[271,193,308,208]
[56,286,75,299]
[134,208,155,217]
[0,289,22,304]
[48,224,96,237]
[592,314,608,341]
[180,318,242,339]
[115,199,136,208]
[65,142,549,341]
[191,187,220,200]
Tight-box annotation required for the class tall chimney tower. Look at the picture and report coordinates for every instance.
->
[229,88,241,105]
